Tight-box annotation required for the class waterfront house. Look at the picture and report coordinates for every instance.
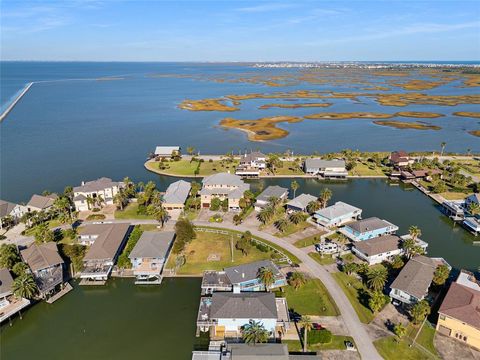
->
[200,173,250,211]
[25,194,57,213]
[254,186,288,211]
[73,177,123,211]
[201,260,287,294]
[154,146,181,158]
[286,193,317,213]
[192,343,295,360]
[436,270,480,350]
[463,216,480,235]
[442,200,465,221]
[465,193,480,208]
[162,180,191,211]
[196,292,290,339]
[303,158,348,179]
[0,268,30,323]
[78,223,131,282]
[389,151,413,169]
[128,231,175,284]
[313,201,362,228]
[20,243,64,299]
[389,255,449,306]
[236,151,266,177]
[342,217,399,241]
[400,169,443,182]
[0,199,24,229]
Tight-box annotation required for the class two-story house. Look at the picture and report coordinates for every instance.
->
[313,201,362,228]
[162,180,191,211]
[0,200,25,229]
[342,217,399,241]
[200,173,250,211]
[254,186,288,211]
[73,177,123,211]
[236,151,266,177]
[0,268,30,323]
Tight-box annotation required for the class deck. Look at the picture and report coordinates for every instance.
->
[79,279,107,286]
[46,283,73,304]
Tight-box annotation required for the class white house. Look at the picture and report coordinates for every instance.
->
[0,200,25,229]
[303,159,348,179]
[73,177,123,211]
[254,186,288,211]
[313,201,362,228]
[154,146,181,157]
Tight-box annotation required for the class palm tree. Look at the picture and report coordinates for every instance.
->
[291,180,299,198]
[242,320,270,344]
[275,218,290,233]
[86,196,95,210]
[408,225,422,241]
[402,238,416,259]
[393,323,407,341]
[257,206,274,224]
[299,316,313,352]
[433,264,450,286]
[289,211,306,225]
[367,266,388,292]
[266,154,281,174]
[96,195,105,209]
[257,267,275,291]
[440,142,446,156]
[306,200,321,214]
[147,204,169,227]
[12,274,38,300]
[468,202,480,216]
[319,188,332,208]
[186,146,195,156]
[288,271,307,290]
[113,190,128,211]
[267,196,281,210]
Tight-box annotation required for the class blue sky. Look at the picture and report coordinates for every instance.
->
[1,0,479,61]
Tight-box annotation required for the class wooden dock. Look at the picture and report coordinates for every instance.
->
[46,282,73,304]
[0,82,33,122]
[79,279,107,286]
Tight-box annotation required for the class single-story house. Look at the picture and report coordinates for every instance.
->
[20,243,64,298]
[200,173,250,211]
[254,186,288,211]
[436,270,480,351]
[304,158,348,179]
[154,146,181,157]
[196,292,290,339]
[79,223,131,282]
[162,180,191,210]
[0,268,30,323]
[286,193,317,213]
[342,217,399,241]
[390,255,449,306]
[313,201,362,228]
[128,231,175,284]
[25,194,57,213]
[73,177,123,211]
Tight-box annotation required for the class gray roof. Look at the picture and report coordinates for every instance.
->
[128,231,175,259]
[315,201,361,220]
[228,343,289,360]
[256,186,288,203]
[346,217,395,233]
[353,235,402,256]
[73,177,121,193]
[202,173,246,187]
[0,200,18,218]
[27,194,57,210]
[20,243,64,272]
[390,255,442,299]
[240,151,266,164]
[0,268,13,298]
[155,146,180,155]
[73,194,87,201]
[81,223,130,261]
[287,193,317,210]
[163,180,191,204]
[210,292,277,319]
[224,260,282,285]
[305,158,346,169]
[466,193,480,204]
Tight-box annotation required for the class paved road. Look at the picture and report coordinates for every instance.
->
[192,220,382,360]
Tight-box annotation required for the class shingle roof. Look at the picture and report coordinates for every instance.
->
[20,243,64,272]
[0,268,13,298]
[390,151,409,163]
[73,177,121,193]
[347,217,395,233]
[390,255,441,299]
[315,201,361,220]
[202,173,246,187]
[224,260,282,285]
[305,158,345,169]
[81,223,130,261]
[210,292,277,319]
[0,200,18,218]
[240,151,266,164]
[163,180,191,204]
[227,343,289,360]
[439,282,480,329]
[27,194,57,210]
[353,235,402,256]
[256,186,288,203]
[128,231,175,259]
[287,193,317,210]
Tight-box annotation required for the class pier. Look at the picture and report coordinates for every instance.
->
[0,82,33,122]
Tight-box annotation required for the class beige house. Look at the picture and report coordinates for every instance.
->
[25,194,57,213]
[200,173,249,211]
[73,177,123,211]
[162,180,191,210]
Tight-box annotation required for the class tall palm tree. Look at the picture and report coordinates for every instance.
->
[267,196,281,210]
[408,225,422,241]
[468,202,480,216]
[257,206,274,224]
[299,316,313,352]
[86,196,95,210]
[306,200,321,214]
[289,211,307,225]
[242,320,270,344]
[113,190,128,211]
[367,266,388,292]
[12,274,38,300]
[291,180,299,198]
[257,267,275,291]
[148,204,169,227]
[275,218,290,233]
[319,188,332,208]
[402,238,416,259]
[266,154,281,174]
[440,142,446,156]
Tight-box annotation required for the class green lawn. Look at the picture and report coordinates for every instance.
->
[332,271,375,324]
[374,336,437,360]
[165,230,277,275]
[272,161,305,175]
[275,221,312,237]
[24,219,62,236]
[349,162,388,177]
[280,279,339,316]
[406,322,439,357]
[293,233,324,248]
[309,252,336,265]
[283,335,355,352]
[145,159,239,176]
[114,203,154,220]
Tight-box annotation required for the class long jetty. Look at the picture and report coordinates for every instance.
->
[0,82,33,122]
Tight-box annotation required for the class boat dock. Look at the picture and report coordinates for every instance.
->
[46,282,73,304]
[0,82,33,122]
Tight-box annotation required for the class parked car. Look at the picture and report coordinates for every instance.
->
[312,323,323,330]
[345,341,356,351]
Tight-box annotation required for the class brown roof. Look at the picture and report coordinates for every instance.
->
[20,242,64,272]
[82,223,130,262]
[439,282,480,329]
[353,235,402,256]
[27,194,57,210]
[0,200,19,218]
[0,268,14,297]
[411,169,442,178]
[390,151,409,164]
[390,255,441,299]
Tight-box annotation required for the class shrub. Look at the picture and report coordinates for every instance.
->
[86,214,106,221]
[255,242,269,253]
[209,159,213,163]
[92,208,100,213]
[308,329,332,344]
[0,235,6,241]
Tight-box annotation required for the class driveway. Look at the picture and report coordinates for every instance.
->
[435,333,480,360]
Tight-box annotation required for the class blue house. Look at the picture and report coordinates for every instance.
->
[313,201,362,228]
[342,217,399,241]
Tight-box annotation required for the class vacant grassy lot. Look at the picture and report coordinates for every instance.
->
[309,252,336,265]
[272,161,305,175]
[281,279,339,316]
[275,221,312,237]
[145,159,239,176]
[332,271,375,324]
[114,203,154,220]
[293,232,325,248]
[374,336,436,360]
[349,162,388,177]
[283,335,355,352]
